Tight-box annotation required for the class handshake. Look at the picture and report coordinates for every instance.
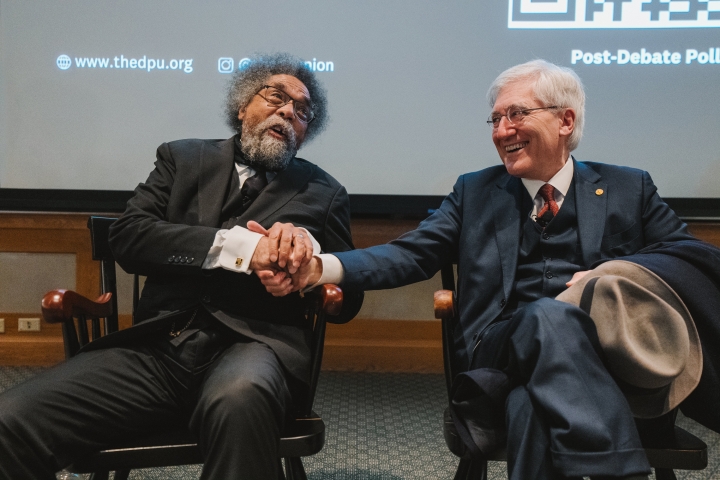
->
[247,221,324,297]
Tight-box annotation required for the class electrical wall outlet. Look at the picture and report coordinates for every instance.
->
[0,318,4,333]
[18,318,41,332]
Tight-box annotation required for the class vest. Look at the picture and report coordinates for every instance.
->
[504,182,585,316]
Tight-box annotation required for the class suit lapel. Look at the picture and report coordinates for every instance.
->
[237,158,313,225]
[490,174,524,301]
[574,159,607,266]
[198,137,236,227]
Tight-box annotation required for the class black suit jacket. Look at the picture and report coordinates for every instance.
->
[337,159,693,371]
[103,136,363,384]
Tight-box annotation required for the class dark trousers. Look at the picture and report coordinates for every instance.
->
[0,321,293,480]
[472,298,651,479]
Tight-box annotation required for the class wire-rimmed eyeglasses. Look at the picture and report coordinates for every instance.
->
[487,106,561,128]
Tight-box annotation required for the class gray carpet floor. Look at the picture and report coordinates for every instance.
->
[1,367,718,479]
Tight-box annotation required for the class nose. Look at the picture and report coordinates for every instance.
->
[494,116,516,138]
[275,101,296,120]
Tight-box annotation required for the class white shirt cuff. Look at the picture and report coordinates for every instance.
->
[203,225,323,275]
[305,229,321,258]
[202,226,263,274]
[315,253,344,286]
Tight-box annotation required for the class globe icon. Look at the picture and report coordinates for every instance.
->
[56,55,72,70]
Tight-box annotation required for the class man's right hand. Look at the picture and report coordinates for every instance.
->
[291,256,323,292]
[255,269,294,297]
[255,256,324,297]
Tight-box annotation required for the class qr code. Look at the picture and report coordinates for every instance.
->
[508,0,720,28]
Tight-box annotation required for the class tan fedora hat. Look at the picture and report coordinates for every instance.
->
[556,260,702,418]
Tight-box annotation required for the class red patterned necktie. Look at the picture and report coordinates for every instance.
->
[537,184,559,225]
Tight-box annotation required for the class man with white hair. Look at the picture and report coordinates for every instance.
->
[265,60,697,479]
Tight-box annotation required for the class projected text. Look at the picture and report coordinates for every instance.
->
[217,56,334,73]
[56,55,194,73]
[571,47,720,64]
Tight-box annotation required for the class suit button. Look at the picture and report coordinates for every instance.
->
[202,295,211,303]
[500,298,506,307]
[545,271,553,279]
[189,257,195,263]
[542,233,550,240]
[168,255,175,262]
[181,256,188,263]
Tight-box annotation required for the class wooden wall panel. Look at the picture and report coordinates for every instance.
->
[323,319,442,373]
[1,213,719,370]
[0,214,100,365]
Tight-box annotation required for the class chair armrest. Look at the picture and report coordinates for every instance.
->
[316,284,343,317]
[41,289,114,324]
[434,289,455,319]
[436,289,458,396]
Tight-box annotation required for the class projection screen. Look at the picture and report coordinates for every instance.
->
[1,0,719,215]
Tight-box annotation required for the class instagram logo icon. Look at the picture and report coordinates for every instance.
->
[218,57,234,73]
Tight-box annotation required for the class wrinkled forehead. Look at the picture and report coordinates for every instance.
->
[265,74,312,104]
[492,78,541,112]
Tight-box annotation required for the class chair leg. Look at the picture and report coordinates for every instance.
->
[284,457,308,480]
[113,470,131,480]
[654,468,677,480]
[454,459,471,480]
[278,459,287,480]
[454,458,488,480]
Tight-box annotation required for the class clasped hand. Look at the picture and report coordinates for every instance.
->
[248,221,321,296]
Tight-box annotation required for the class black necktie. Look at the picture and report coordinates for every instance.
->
[240,167,268,211]
[221,165,268,229]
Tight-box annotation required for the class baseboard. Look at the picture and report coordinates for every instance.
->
[0,337,65,366]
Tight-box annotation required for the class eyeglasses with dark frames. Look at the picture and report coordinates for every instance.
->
[255,85,315,123]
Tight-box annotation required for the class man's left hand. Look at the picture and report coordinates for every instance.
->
[247,221,313,274]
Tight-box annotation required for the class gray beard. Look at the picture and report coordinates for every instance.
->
[240,116,298,171]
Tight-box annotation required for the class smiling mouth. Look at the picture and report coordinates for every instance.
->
[505,141,528,153]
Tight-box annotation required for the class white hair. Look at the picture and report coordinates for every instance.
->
[487,60,585,151]
[225,52,329,145]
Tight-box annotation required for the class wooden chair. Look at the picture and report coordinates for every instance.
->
[41,216,344,480]
[433,264,708,480]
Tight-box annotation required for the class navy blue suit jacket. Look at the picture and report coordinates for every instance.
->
[337,159,693,371]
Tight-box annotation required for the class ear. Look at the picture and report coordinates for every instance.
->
[559,108,576,138]
[237,106,246,121]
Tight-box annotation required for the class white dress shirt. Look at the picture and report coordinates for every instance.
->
[521,157,574,222]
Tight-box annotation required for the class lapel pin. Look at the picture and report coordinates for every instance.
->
[595,189,604,196]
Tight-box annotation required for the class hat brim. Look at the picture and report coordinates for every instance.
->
[556,260,702,418]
